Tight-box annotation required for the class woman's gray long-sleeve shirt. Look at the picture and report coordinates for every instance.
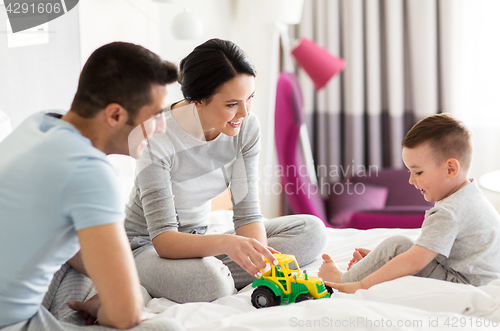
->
[125,107,263,247]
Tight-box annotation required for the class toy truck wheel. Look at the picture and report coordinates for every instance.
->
[251,287,279,308]
[295,294,314,303]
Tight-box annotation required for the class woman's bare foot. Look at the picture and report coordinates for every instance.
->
[318,254,343,283]
[347,248,370,270]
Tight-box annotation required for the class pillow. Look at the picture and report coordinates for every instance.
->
[328,182,388,226]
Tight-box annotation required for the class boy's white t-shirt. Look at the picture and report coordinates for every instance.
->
[415,179,500,286]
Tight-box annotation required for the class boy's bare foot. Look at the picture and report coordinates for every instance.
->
[318,253,343,283]
[347,248,370,270]
[347,250,363,270]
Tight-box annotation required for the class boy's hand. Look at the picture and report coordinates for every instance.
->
[325,281,363,294]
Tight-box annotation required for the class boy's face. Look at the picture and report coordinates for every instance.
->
[402,143,455,202]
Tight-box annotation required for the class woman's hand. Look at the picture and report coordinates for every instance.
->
[69,294,100,325]
[223,235,278,277]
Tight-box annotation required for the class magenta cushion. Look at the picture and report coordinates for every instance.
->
[345,212,425,230]
[328,184,389,226]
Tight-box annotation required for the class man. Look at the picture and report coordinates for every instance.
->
[0,42,183,331]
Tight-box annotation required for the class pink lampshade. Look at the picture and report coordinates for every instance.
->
[291,37,345,90]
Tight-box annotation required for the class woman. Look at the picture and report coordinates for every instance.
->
[125,38,327,303]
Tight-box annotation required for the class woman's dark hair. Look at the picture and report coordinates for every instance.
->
[179,38,257,103]
[71,42,178,120]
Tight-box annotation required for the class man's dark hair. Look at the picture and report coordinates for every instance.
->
[71,42,177,120]
[179,38,256,103]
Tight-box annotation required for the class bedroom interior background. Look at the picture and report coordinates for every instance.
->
[1,0,500,216]
[277,0,500,222]
[289,0,462,190]
[0,0,287,218]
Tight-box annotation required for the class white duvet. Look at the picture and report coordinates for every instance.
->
[139,220,500,330]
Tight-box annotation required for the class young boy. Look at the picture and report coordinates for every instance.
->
[319,113,500,293]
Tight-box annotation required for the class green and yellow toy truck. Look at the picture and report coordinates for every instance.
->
[251,253,332,308]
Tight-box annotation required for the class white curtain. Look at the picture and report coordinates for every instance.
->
[457,0,500,180]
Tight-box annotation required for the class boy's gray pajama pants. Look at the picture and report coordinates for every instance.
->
[341,235,469,284]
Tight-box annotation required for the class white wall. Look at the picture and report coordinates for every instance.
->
[232,0,281,218]
[157,0,235,105]
[78,0,235,105]
[78,0,282,218]
[0,4,80,128]
[79,0,162,63]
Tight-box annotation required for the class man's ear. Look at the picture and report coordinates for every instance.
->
[446,158,460,178]
[103,103,129,128]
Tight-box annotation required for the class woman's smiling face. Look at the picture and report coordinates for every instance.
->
[195,74,255,141]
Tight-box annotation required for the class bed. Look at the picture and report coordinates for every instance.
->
[134,210,500,331]
[4,112,500,330]
[1,118,497,330]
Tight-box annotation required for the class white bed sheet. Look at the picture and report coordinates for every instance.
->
[137,214,500,330]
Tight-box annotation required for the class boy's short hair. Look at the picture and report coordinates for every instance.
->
[402,113,473,171]
[71,42,178,122]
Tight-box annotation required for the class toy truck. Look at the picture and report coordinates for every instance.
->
[251,253,332,308]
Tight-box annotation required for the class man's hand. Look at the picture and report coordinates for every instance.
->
[69,294,100,325]
[77,223,143,329]
[325,281,363,294]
